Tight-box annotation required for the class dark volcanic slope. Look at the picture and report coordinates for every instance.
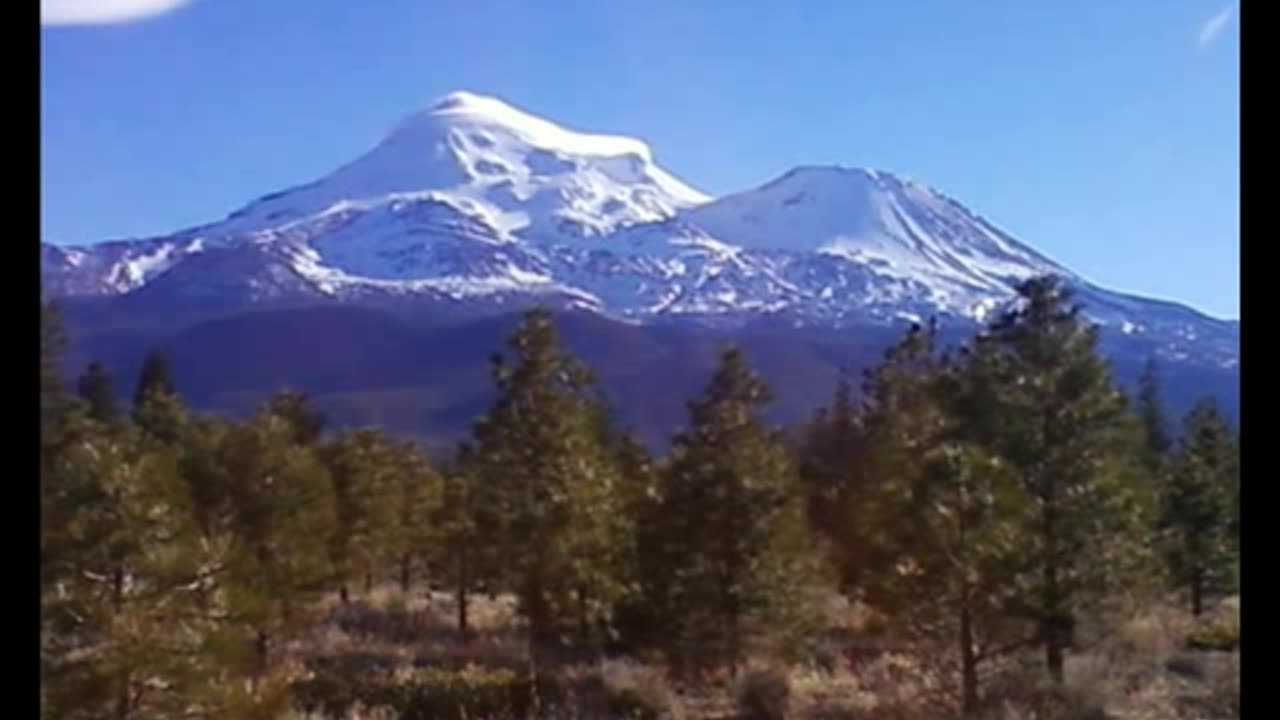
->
[62,304,1236,453]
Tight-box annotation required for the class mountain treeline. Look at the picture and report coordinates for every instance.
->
[40,276,1239,719]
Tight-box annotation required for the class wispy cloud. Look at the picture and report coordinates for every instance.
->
[42,0,194,26]
[1197,3,1237,50]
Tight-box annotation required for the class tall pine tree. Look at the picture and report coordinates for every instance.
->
[264,388,326,446]
[77,361,120,424]
[1161,399,1238,615]
[795,366,865,548]
[181,409,337,685]
[132,351,175,410]
[1136,356,1173,476]
[972,276,1155,684]
[390,440,443,594]
[652,346,827,675]
[435,444,500,638]
[41,301,71,421]
[610,428,667,654]
[465,308,627,653]
[321,429,403,602]
[823,322,944,597]
[42,328,220,719]
[131,351,184,445]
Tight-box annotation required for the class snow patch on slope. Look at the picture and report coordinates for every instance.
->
[40,91,1236,372]
[205,91,710,245]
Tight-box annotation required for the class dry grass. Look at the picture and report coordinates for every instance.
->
[285,585,1239,720]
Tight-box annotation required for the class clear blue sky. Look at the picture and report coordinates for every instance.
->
[41,0,1239,318]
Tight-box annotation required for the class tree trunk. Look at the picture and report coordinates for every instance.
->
[1040,470,1066,685]
[364,568,373,595]
[1043,610,1068,685]
[255,629,270,679]
[115,674,132,720]
[1191,569,1204,617]
[576,586,590,648]
[525,572,555,656]
[456,552,470,639]
[112,566,125,613]
[400,553,412,594]
[725,597,741,676]
[1046,638,1065,685]
[339,584,350,606]
[960,605,979,717]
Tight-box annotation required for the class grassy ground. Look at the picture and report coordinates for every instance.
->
[284,584,1239,719]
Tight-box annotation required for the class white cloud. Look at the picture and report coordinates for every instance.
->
[1197,3,1237,50]
[42,0,194,26]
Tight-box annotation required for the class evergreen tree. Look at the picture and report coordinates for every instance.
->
[321,429,402,601]
[390,440,443,594]
[795,366,865,546]
[1136,356,1173,475]
[802,323,1018,714]
[179,410,337,683]
[972,276,1155,684]
[41,301,71,421]
[610,429,666,652]
[434,445,496,638]
[652,346,828,675]
[77,361,120,424]
[822,323,943,596]
[563,393,636,646]
[1162,399,1238,615]
[132,351,175,410]
[264,388,326,446]
[465,308,628,653]
[131,351,183,444]
[41,410,220,719]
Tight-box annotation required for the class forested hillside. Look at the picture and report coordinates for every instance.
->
[41,276,1240,719]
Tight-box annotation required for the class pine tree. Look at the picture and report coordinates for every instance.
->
[41,301,71,421]
[321,429,402,601]
[972,276,1155,684]
[465,308,627,653]
[823,322,942,596]
[132,350,175,410]
[795,366,865,546]
[132,351,184,444]
[610,428,666,653]
[390,440,443,594]
[1136,356,1172,475]
[563,392,635,647]
[434,445,495,639]
[652,346,828,675]
[264,388,326,446]
[180,410,337,682]
[1162,399,1238,615]
[800,323,1022,714]
[77,361,120,424]
[41,409,219,719]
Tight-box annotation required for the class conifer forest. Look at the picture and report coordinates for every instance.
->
[40,276,1240,719]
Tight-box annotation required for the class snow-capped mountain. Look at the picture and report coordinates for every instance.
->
[41,90,1238,372]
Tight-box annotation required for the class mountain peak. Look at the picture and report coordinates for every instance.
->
[383,90,660,167]
[766,165,936,194]
[165,90,711,243]
[429,90,500,111]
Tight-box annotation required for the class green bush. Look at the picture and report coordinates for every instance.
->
[736,665,791,720]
